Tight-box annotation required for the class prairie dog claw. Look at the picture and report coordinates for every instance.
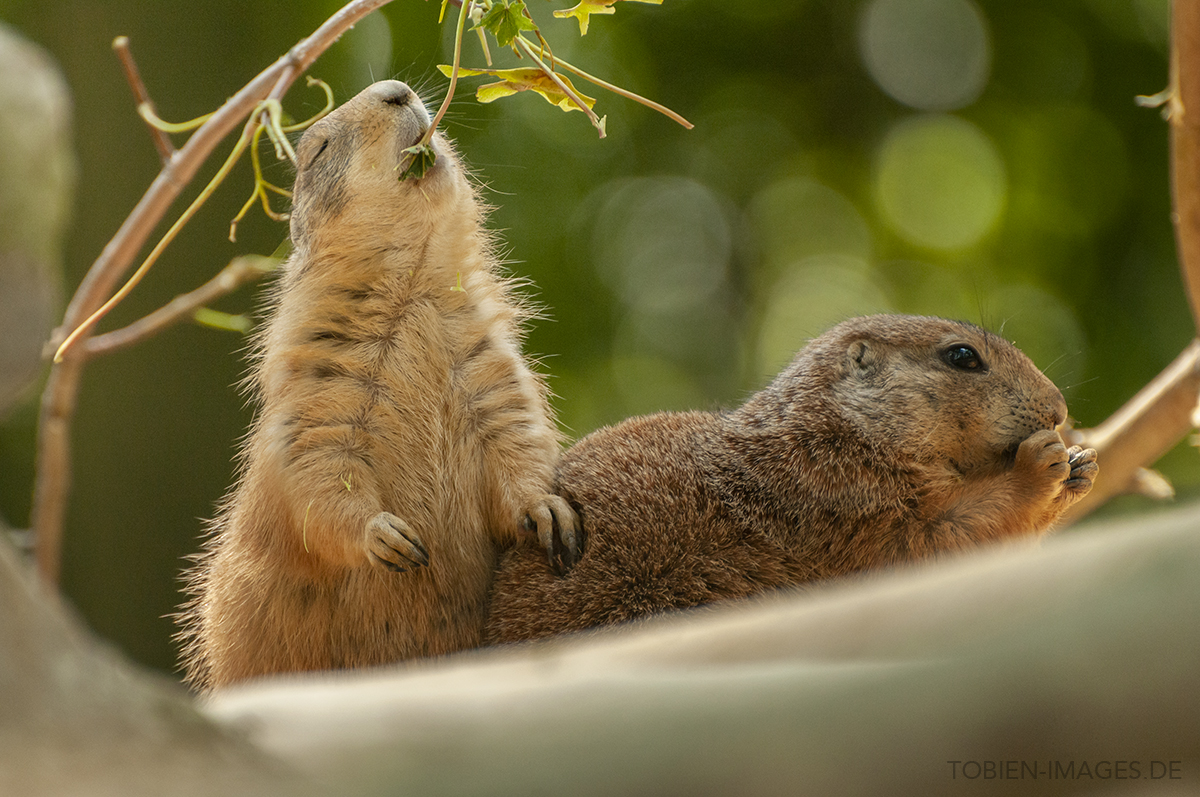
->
[524,495,581,575]
[366,511,429,573]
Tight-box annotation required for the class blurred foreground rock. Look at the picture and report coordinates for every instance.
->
[0,537,309,797]
[3,503,1198,795]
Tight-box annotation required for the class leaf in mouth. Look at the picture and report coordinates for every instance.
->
[398,143,437,181]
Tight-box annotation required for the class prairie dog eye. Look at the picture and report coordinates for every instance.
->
[307,138,329,168]
[943,344,985,371]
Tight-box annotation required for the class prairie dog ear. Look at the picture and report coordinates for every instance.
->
[847,340,878,373]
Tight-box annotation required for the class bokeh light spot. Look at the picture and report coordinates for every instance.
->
[874,114,1006,251]
[590,176,732,313]
[859,0,991,111]
[757,255,894,378]
[749,178,872,275]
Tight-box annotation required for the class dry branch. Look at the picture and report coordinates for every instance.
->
[1172,0,1200,331]
[1064,339,1200,521]
[82,255,276,359]
[32,0,396,585]
[112,36,175,163]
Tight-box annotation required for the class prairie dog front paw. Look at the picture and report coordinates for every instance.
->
[1014,429,1071,498]
[522,494,581,575]
[1060,445,1098,504]
[365,512,430,573]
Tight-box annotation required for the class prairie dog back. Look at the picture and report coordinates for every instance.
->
[179,81,575,689]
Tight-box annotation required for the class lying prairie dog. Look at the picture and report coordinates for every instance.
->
[487,314,1098,642]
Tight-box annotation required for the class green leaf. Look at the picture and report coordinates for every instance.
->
[398,143,437,181]
[477,0,539,47]
[553,0,663,36]
[439,65,597,113]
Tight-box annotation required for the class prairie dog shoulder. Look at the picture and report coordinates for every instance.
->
[486,314,1098,643]
[179,81,576,689]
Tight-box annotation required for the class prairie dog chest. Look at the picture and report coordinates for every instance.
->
[263,252,502,409]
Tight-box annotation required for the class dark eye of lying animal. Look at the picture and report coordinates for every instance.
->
[942,344,985,371]
[308,139,329,168]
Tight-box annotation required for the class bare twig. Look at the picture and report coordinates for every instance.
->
[1172,0,1200,333]
[32,363,81,584]
[112,36,175,163]
[1063,340,1200,522]
[33,0,396,585]
[82,255,277,359]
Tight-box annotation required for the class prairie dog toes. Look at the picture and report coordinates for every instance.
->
[179,81,573,689]
[486,314,1098,644]
[365,512,429,573]
[1063,446,1100,499]
[522,493,580,575]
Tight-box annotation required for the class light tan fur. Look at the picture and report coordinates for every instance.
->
[179,81,576,689]
[486,315,1099,642]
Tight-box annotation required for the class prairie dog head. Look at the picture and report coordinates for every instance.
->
[288,80,466,254]
[770,315,1068,473]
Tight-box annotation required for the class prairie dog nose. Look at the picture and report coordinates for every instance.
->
[370,80,414,107]
[367,80,430,127]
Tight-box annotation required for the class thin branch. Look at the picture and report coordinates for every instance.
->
[1063,340,1200,523]
[32,362,81,584]
[82,255,277,359]
[33,0,396,585]
[1172,0,1200,333]
[112,36,175,163]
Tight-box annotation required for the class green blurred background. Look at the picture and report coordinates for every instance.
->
[0,0,1187,675]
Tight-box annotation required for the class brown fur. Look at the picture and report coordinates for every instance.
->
[178,81,576,689]
[485,314,1098,643]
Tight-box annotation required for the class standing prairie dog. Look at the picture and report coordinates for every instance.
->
[179,81,577,689]
[486,314,1098,643]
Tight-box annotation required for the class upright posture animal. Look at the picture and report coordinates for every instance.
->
[179,81,576,689]
[486,314,1098,643]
